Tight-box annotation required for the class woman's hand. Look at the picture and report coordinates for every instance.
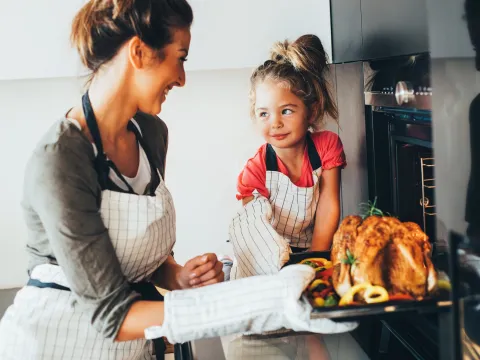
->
[177,253,224,289]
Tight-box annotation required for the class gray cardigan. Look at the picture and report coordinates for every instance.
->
[21,112,168,339]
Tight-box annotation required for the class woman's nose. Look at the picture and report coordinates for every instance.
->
[177,67,186,87]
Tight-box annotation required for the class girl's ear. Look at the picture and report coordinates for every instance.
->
[308,104,319,125]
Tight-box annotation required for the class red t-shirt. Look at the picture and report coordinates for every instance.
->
[236,131,347,200]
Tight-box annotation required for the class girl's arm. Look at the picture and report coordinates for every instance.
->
[311,167,341,251]
[242,196,255,206]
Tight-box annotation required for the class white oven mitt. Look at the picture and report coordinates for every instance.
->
[144,265,357,344]
[229,195,291,279]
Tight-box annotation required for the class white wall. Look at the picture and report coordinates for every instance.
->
[0,77,84,288]
[0,68,263,288]
[159,69,264,265]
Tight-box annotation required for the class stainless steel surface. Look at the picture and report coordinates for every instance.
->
[395,81,415,105]
[365,83,432,110]
[191,333,370,360]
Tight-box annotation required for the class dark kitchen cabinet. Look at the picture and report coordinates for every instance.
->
[330,0,429,63]
[426,0,476,59]
[360,0,429,60]
[330,0,363,64]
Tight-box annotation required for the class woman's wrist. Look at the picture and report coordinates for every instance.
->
[173,263,189,290]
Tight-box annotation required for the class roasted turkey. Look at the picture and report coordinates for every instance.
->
[331,215,437,299]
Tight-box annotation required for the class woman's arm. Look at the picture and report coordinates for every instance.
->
[311,167,341,251]
[151,255,183,290]
[117,254,225,341]
[27,146,143,340]
[115,301,165,341]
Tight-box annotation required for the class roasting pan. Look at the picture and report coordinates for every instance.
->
[284,251,452,321]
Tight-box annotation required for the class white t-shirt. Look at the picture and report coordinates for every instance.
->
[67,118,152,195]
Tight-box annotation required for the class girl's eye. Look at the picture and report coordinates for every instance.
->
[180,57,188,62]
[282,109,293,115]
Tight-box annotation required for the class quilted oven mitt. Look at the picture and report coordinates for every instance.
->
[145,264,357,344]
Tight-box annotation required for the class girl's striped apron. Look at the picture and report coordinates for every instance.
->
[230,134,322,279]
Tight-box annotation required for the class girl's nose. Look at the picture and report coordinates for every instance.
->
[270,115,283,129]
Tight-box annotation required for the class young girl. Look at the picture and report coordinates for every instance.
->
[230,34,346,279]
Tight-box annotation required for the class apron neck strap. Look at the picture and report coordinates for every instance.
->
[82,91,105,160]
[265,133,322,172]
[81,91,160,195]
[265,144,279,171]
[127,121,161,194]
[306,133,322,170]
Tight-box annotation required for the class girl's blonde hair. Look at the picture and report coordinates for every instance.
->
[249,34,338,131]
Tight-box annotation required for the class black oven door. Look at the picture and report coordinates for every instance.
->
[366,107,435,241]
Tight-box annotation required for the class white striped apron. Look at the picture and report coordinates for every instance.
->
[0,179,175,360]
[0,92,176,360]
[230,134,322,279]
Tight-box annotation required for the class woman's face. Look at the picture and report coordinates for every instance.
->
[134,28,191,115]
[253,79,310,149]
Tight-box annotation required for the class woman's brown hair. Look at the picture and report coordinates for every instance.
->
[249,34,338,131]
[71,0,193,75]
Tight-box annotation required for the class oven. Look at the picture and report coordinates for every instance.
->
[350,53,452,360]
[366,108,436,244]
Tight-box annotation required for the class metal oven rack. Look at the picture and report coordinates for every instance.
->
[420,157,436,237]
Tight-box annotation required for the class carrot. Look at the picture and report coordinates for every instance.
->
[318,288,332,298]
[389,294,414,301]
[317,268,333,278]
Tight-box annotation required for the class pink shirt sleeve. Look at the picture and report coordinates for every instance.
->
[236,145,269,200]
[311,131,347,170]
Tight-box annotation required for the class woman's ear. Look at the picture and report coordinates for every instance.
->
[128,36,154,70]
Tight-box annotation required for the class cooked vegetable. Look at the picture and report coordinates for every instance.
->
[314,297,325,307]
[308,279,329,292]
[316,267,333,278]
[364,285,389,304]
[301,260,318,269]
[437,279,452,291]
[339,283,371,306]
[324,294,338,307]
[300,258,332,271]
[388,294,414,301]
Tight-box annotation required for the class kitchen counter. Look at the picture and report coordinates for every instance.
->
[185,331,370,360]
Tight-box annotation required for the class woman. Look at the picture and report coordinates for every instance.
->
[0,1,356,359]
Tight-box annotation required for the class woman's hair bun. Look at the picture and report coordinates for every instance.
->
[71,0,193,75]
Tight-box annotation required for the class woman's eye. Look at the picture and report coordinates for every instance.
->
[259,112,268,118]
[180,57,188,62]
[282,109,293,115]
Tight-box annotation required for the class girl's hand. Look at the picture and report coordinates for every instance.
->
[177,253,224,289]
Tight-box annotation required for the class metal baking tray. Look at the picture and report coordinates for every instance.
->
[284,251,452,321]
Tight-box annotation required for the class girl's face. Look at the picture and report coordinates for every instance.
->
[254,79,311,149]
